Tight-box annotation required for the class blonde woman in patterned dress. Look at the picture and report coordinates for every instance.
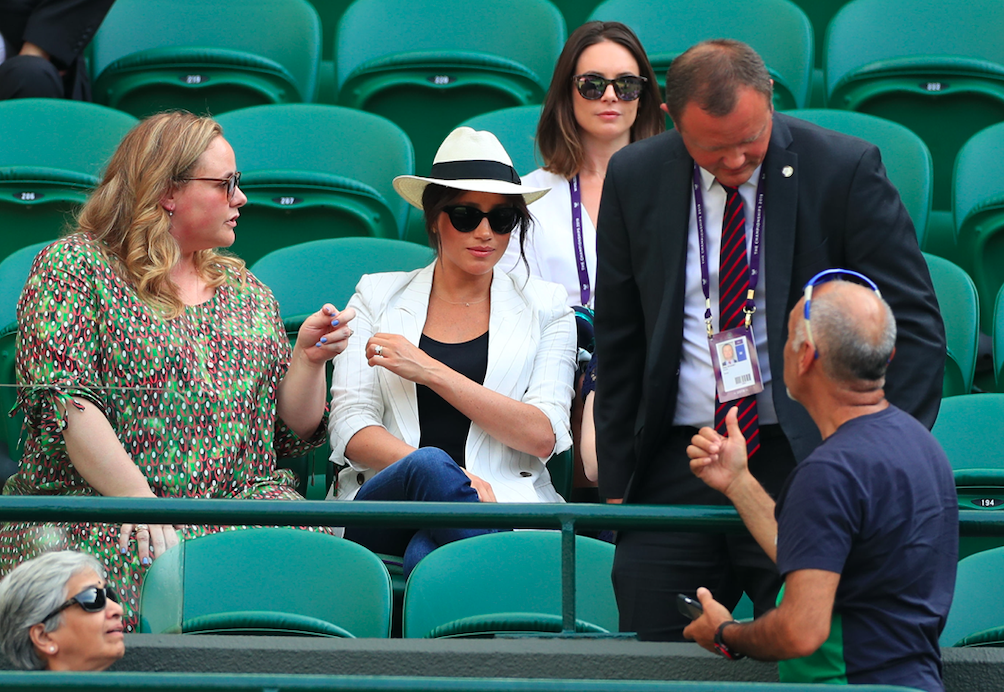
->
[0,111,355,629]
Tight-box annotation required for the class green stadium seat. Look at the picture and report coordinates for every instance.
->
[403,531,618,638]
[0,100,137,259]
[995,285,1004,391]
[0,241,50,332]
[89,0,321,117]
[459,106,543,176]
[0,325,21,467]
[335,0,566,199]
[304,0,354,102]
[924,254,979,398]
[931,393,1004,559]
[549,0,604,33]
[940,546,1004,647]
[588,0,813,110]
[825,0,1004,224]
[215,105,415,265]
[783,110,932,246]
[139,528,392,637]
[250,237,435,324]
[953,122,1004,334]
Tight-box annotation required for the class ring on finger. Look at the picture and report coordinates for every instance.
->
[374,344,383,356]
[135,524,149,533]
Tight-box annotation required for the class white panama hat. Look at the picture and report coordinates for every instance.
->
[393,127,550,209]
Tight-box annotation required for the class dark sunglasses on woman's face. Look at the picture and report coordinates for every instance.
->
[40,585,119,623]
[179,171,242,200]
[572,73,647,101]
[443,205,522,234]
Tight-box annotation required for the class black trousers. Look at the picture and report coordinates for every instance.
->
[612,424,796,641]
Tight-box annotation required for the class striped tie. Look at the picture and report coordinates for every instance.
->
[715,182,760,459]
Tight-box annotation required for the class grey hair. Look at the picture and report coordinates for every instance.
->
[808,281,897,386]
[0,551,104,670]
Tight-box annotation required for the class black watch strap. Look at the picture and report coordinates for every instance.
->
[714,620,746,660]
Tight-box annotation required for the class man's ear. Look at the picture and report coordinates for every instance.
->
[660,103,676,129]
[797,339,816,376]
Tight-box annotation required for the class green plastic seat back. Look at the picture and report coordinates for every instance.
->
[549,0,604,34]
[250,238,435,321]
[923,254,979,397]
[588,0,813,110]
[459,106,543,176]
[995,285,1004,390]
[954,122,1004,333]
[215,105,415,264]
[304,0,353,62]
[403,532,617,638]
[139,528,392,637]
[784,109,932,245]
[90,0,321,117]
[336,0,565,176]
[0,101,137,259]
[826,0,1004,211]
[931,393,1004,558]
[788,0,850,69]
[940,547,1004,646]
[0,242,51,332]
[0,326,21,464]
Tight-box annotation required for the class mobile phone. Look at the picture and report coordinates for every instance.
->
[677,593,704,620]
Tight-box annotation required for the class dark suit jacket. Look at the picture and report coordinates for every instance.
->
[594,113,946,501]
[0,0,114,98]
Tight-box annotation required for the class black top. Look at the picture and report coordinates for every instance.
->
[417,331,489,468]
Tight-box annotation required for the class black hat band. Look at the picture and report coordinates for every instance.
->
[429,160,521,185]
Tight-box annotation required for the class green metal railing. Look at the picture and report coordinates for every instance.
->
[1,496,1000,635]
[0,672,927,692]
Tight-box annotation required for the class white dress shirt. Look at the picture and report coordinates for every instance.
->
[673,165,778,428]
[499,168,596,310]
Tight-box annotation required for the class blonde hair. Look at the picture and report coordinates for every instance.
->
[74,111,246,319]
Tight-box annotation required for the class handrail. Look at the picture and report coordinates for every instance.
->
[0,671,926,692]
[1,497,999,636]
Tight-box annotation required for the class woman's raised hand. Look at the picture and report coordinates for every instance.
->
[365,333,437,385]
[296,304,357,364]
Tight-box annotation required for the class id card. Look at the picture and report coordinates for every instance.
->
[710,327,764,403]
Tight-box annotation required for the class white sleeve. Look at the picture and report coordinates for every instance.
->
[328,280,382,471]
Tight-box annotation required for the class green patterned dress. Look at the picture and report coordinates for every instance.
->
[0,235,326,629]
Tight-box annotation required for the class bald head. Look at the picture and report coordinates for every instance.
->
[795,281,896,388]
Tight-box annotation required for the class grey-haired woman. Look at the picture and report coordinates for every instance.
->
[0,551,124,671]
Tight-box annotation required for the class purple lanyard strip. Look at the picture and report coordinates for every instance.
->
[692,163,766,333]
[569,175,590,306]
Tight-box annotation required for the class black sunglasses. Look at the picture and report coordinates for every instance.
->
[572,74,647,101]
[443,205,522,234]
[41,585,119,624]
[179,171,242,200]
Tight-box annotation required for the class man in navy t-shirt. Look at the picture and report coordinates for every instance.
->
[683,275,958,692]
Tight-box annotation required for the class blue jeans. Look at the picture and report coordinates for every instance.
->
[343,447,495,576]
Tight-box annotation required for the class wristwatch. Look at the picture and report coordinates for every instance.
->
[714,620,745,660]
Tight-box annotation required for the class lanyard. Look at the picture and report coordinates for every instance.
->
[693,163,766,338]
[569,175,590,306]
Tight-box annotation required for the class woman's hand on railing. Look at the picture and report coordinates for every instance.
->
[118,522,180,566]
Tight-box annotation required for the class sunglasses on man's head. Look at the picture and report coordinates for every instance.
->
[572,74,647,101]
[40,585,119,624]
[443,205,522,234]
[802,269,882,359]
[179,171,242,200]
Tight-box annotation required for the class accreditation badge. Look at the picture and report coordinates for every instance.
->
[710,326,764,403]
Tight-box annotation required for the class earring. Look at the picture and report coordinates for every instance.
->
[49,647,55,653]
[168,210,174,217]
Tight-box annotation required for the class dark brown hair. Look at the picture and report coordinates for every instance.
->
[663,39,773,124]
[420,184,533,271]
[537,21,664,179]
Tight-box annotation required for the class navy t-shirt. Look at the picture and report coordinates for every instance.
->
[775,405,958,692]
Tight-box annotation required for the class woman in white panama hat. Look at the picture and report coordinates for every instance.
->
[328,127,577,574]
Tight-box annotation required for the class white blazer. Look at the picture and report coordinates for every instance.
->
[328,262,576,503]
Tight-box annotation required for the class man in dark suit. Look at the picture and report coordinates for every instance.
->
[593,39,945,641]
[0,0,115,100]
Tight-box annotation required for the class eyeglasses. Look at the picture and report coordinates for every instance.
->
[572,74,647,101]
[803,269,881,359]
[40,585,119,624]
[442,205,522,234]
[178,171,242,200]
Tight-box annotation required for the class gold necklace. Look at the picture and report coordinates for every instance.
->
[433,291,489,308]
